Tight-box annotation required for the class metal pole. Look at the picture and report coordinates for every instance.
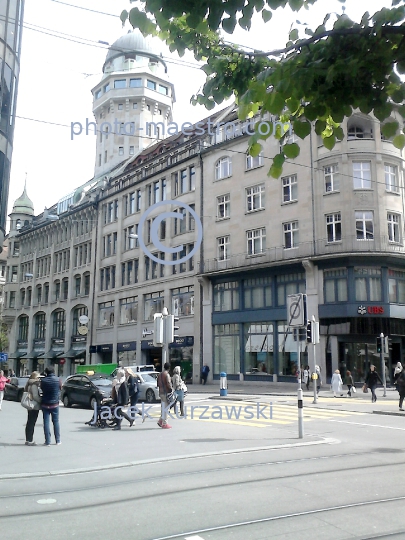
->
[380,332,386,397]
[312,341,318,404]
[297,331,304,438]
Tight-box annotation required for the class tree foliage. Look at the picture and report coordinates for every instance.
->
[121,0,405,176]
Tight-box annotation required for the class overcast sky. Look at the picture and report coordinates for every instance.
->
[8,0,384,228]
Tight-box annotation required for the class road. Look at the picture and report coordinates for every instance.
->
[1,391,405,540]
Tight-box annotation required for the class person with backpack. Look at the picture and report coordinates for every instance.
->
[111,369,133,430]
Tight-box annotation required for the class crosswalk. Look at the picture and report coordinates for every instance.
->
[179,400,365,428]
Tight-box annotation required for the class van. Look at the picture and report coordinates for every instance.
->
[110,365,157,378]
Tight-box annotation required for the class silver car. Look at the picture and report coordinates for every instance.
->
[136,373,160,403]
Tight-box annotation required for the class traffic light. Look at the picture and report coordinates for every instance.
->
[306,322,312,343]
[165,314,179,344]
[153,313,164,346]
[376,337,382,354]
[385,336,392,353]
[306,320,320,344]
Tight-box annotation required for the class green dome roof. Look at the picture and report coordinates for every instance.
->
[12,187,34,216]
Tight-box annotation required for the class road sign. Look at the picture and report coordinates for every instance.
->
[79,315,89,325]
[287,294,307,327]
[78,326,88,335]
[0,353,8,362]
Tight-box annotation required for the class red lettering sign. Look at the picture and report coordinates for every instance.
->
[367,306,384,314]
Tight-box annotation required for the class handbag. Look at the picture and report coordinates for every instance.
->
[352,386,357,394]
[21,391,36,410]
[166,391,177,405]
[362,384,368,393]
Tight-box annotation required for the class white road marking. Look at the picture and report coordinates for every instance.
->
[37,499,57,504]
[184,536,206,540]
[330,420,405,430]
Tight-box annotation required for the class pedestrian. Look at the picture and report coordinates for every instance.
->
[157,362,173,429]
[125,367,143,423]
[315,365,322,394]
[111,369,133,430]
[24,371,42,446]
[0,370,10,411]
[41,366,62,446]
[303,365,310,390]
[393,362,403,385]
[201,364,210,385]
[172,365,185,417]
[364,365,383,403]
[331,369,343,397]
[9,369,16,377]
[393,362,405,411]
[346,370,354,397]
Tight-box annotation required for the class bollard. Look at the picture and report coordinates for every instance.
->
[220,371,228,396]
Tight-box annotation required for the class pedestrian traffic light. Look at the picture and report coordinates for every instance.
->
[385,336,392,353]
[153,313,164,346]
[376,337,382,354]
[165,314,179,344]
[306,321,312,343]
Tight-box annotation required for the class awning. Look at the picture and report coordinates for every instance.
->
[8,351,27,359]
[43,349,65,359]
[26,350,45,359]
[64,348,86,358]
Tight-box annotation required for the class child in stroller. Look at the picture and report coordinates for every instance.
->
[85,396,114,428]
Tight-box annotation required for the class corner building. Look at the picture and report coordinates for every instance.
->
[3,32,405,385]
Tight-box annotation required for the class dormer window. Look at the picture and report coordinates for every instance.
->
[348,126,364,139]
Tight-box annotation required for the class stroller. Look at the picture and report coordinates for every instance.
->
[85,397,114,429]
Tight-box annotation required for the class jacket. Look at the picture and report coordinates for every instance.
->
[172,373,183,391]
[396,371,405,390]
[365,370,383,388]
[127,375,138,397]
[345,374,354,386]
[0,375,10,391]
[113,381,129,406]
[25,380,42,411]
[41,374,61,406]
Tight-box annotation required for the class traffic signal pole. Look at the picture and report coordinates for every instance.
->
[296,329,304,439]
[380,332,386,397]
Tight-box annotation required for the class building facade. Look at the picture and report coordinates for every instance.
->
[0,0,24,250]
[3,31,405,386]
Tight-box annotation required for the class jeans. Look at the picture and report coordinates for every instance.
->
[42,407,60,444]
[25,409,39,442]
[399,391,405,409]
[370,385,377,402]
[347,385,352,396]
[159,393,170,424]
[0,390,4,409]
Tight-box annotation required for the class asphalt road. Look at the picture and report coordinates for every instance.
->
[1,392,405,540]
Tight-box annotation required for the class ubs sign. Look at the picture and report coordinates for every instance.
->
[358,305,384,315]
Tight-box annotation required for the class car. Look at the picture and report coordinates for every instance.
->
[137,373,160,403]
[110,365,157,378]
[4,377,29,402]
[61,373,112,409]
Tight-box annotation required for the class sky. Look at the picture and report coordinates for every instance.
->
[8,0,385,230]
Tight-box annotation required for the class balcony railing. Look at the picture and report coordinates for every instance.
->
[199,235,405,274]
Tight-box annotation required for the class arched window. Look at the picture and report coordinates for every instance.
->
[215,157,232,180]
[36,285,42,304]
[20,288,26,307]
[347,116,373,140]
[72,306,88,336]
[54,280,61,301]
[34,312,46,339]
[52,309,66,339]
[62,278,69,300]
[18,315,29,341]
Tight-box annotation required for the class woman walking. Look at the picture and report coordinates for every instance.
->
[125,367,143,423]
[24,371,42,445]
[393,362,405,411]
[303,366,310,391]
[0,370,10,411]
[364,365,383,403]
[172,366,185,416]
[111,369,133,430]
[331,369,343,397]
[345,370,354,397]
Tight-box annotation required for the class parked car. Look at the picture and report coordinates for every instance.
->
[4,377,29,402]
[61,373,112,409]
[137,373,159,403]
[110,365,156,378]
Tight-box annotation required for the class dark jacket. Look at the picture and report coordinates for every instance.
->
[396,371,405,390]
[41,374,61,406]
[127,375,138,397]
[113,381,129,406]
[365,370,383,388]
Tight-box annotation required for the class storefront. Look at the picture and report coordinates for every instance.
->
[141,336,194,375]
[26,339,46,373]
[96,344,113,364]
[43,338,65,376]
[117,341,136,366]
[65,336,87,375]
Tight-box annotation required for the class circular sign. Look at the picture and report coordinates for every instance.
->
[59,359,66,365]
[79,315,89,325]
[78,326,88,335]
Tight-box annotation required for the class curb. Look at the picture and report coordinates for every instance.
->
[0,437,339,481]
[373,410,405,417]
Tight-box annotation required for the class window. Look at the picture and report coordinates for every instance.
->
[133,102,138,109]
[44,283,49,303]
[348,126,364,139]
[324,164,339,192]
[144,291,164,321]
[130,78,142,87]
[244,277,272,309]
[120,297,138,324]
[283,221,299,249]
[246,153,263,170]
[385,164,399,193]
[18,316,29,341]
[34,312,46,339]
[99,301,115,327]
[247,228,266,255]
[353,161,371,189]
[53,310,66,339]
[36,285,42,304]
[214,324,240,374]
[282,175,297,203]
[9,291,16,308]
[95,89,101,99]
[158,84,168,95]
[100,266,116,291]
[324,269,348,303]
[129,146,134,155]
[104,150,107,163]
[104,83,110,93]
[246,184,265,212]
[217,194,230,219]
[114,79,126,89]
[172,244,194,274]
[388,269,405,304]
[147,79,156,91]
[172,286,194,316]
[215,157,232,180]
[355,267,381,301]
[119,147,124,156]
[326,213,342,242]
[103,200,119,224]
[214,282,239,312]
[217,236,230,261]
[54,281,61,301]
[124,225,138,250]
[74,276,81,297]
[72,307,87,336]
[277,272,305,306]
[174,206,194,235]
[62,279,68,300]
[118,104,123,111]
[83,274,90,295]
[121,259,138,286]
[356,211,374,240]
[388,213,400,243]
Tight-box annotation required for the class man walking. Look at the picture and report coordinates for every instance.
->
[41,366,61,445]
[201,364,210,385]
[157,362,172,429]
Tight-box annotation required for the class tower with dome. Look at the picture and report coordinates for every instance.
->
[92,30,175,177]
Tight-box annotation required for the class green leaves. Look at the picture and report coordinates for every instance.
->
[381,122,399,139]
[393,134,405,149]
[269,153,285,178]
[293,120,311,139]
[283,143,300,159]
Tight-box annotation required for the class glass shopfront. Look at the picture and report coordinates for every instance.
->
[244,323,274,374]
